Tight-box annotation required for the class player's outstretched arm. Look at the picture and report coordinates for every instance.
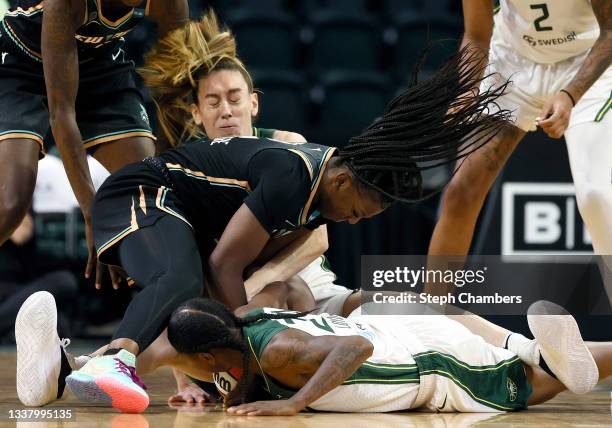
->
[227,331,373,416]
[538,0,611,138]
[42,0,121,289]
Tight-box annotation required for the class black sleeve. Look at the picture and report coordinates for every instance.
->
[304,215,327,230]
[244,149,312,234]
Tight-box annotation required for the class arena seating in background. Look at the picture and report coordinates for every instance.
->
[306,10,382,73]
[301,0,372,15]
[392,14,460,76]
[252,69,308,134]
[310,71,391,147]
[226,9,299,70]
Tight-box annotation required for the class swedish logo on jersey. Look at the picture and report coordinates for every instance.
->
[506,377,518,402]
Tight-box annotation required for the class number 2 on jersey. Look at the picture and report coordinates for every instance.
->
[530,3,553,32]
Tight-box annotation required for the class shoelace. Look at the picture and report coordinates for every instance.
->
[59,338,71,349]
[114,358,148,391]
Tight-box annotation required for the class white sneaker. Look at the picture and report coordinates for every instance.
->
[527,300,599,394]
[15,291,73,406]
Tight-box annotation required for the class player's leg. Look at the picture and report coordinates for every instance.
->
[527,341,612,406]
[426,36,542,296]
[444,308,540,366]
[565,119,612,255]
[79,52,156,173]
[0,42,49,245]
[0,139,40,245]
[67,215,204,413]
[406,315,531,412]
[427,124,525,262]
[284,276,317,312]
[297,256,355,316]
[524,365,565,405]
[92,136,155,173]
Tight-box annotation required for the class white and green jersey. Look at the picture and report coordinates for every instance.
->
[495,0,599,64]
[242,309,531,412]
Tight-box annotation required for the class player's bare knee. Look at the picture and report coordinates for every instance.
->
[0,189,32,230]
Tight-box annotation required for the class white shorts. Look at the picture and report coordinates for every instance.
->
[297,256,354,315]
[481,31,612,132]
[406,316,530,412]
[347,312,531,412]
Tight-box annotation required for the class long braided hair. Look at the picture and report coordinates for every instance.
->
[339,45,512,203]
[167,298,306,404]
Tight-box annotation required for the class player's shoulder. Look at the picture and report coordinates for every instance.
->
[259,327,312,371]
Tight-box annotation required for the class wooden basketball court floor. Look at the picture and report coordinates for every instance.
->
[0,351,610,428]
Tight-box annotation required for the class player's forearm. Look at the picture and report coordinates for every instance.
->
[565,33,611,103]
[49,115,96,215]
[288,337,373,411]
[244,226,328,292]
[43,0,95,216]
[207,259,248,310]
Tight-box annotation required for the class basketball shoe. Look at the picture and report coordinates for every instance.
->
[66,349,149,413]
[15,291,74,406]
[527,300,599,394]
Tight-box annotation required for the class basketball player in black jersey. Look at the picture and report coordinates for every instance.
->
[0,0,188,288]
[49,44,514,413]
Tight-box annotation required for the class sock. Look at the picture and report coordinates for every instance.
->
[72,355,92,370]
[504,333,540,366]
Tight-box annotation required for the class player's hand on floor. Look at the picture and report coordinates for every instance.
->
[227,399,302,416]
[168,383,215,405]
[536,91,574,139]
[84,218,126,290]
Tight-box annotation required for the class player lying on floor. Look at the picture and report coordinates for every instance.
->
[16,275,607,412]
[161,295,609,415]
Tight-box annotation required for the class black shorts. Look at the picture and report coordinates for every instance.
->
[91,161,193,267]
[0,38,154,158]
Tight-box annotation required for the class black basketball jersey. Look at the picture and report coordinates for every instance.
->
[1,0,149,63]
[157,136,336,239]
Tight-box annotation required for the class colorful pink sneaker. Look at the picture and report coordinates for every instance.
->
[66,349,149,413]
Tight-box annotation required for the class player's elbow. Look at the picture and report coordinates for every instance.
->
[343,336,374,361]
[48,105,76,129]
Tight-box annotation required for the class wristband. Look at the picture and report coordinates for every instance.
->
[560,89,576,107]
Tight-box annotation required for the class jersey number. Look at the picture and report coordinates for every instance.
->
[530,4,553,32]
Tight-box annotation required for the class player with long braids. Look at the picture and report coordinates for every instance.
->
[14,45,511,414]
